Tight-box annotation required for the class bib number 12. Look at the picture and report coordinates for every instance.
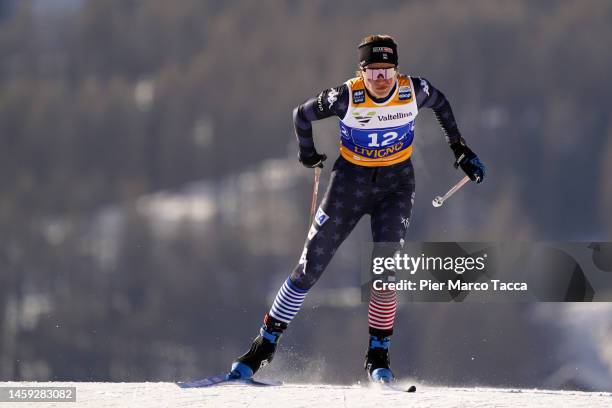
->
[367,131,398,147]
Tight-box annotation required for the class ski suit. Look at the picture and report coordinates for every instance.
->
[270,74,463,336]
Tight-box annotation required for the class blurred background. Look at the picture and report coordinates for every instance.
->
[1,0,611,391]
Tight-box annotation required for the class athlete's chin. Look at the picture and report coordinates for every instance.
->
[374,88,392,96]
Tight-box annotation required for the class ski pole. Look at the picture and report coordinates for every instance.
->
[309,167,322,226]
[432,175,470,208]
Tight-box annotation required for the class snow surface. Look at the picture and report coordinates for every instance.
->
[2,382,611,407]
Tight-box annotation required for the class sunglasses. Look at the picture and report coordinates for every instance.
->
[363,67,396,80]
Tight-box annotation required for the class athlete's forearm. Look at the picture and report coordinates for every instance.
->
[293,99,319,156]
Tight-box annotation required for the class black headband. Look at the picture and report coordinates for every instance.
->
[359,39,398,67]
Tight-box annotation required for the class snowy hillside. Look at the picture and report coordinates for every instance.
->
[3,382,611,407]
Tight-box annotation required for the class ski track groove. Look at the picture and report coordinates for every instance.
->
[1,382,610,407]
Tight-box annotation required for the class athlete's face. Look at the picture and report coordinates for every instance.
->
[362,63,397,98]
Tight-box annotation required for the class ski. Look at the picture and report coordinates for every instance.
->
[381,382,417,393]
[176,374,282,388]
[365,380,416,393]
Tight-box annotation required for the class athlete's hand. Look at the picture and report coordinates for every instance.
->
[451,141,485,183]
[298,150,327,168]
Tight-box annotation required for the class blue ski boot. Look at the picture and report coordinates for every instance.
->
[230,317,286,379]
[364,335,394,383]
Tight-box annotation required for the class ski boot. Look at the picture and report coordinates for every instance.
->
[230,317,286,380]
[364,335,394,383]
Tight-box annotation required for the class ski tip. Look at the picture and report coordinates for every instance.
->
[175,381,193,388]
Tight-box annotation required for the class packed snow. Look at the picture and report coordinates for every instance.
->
[2,381,611,407]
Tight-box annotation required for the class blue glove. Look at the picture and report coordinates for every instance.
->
[451,141,485,183]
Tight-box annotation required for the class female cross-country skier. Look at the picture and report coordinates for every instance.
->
[229,34,485,383]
